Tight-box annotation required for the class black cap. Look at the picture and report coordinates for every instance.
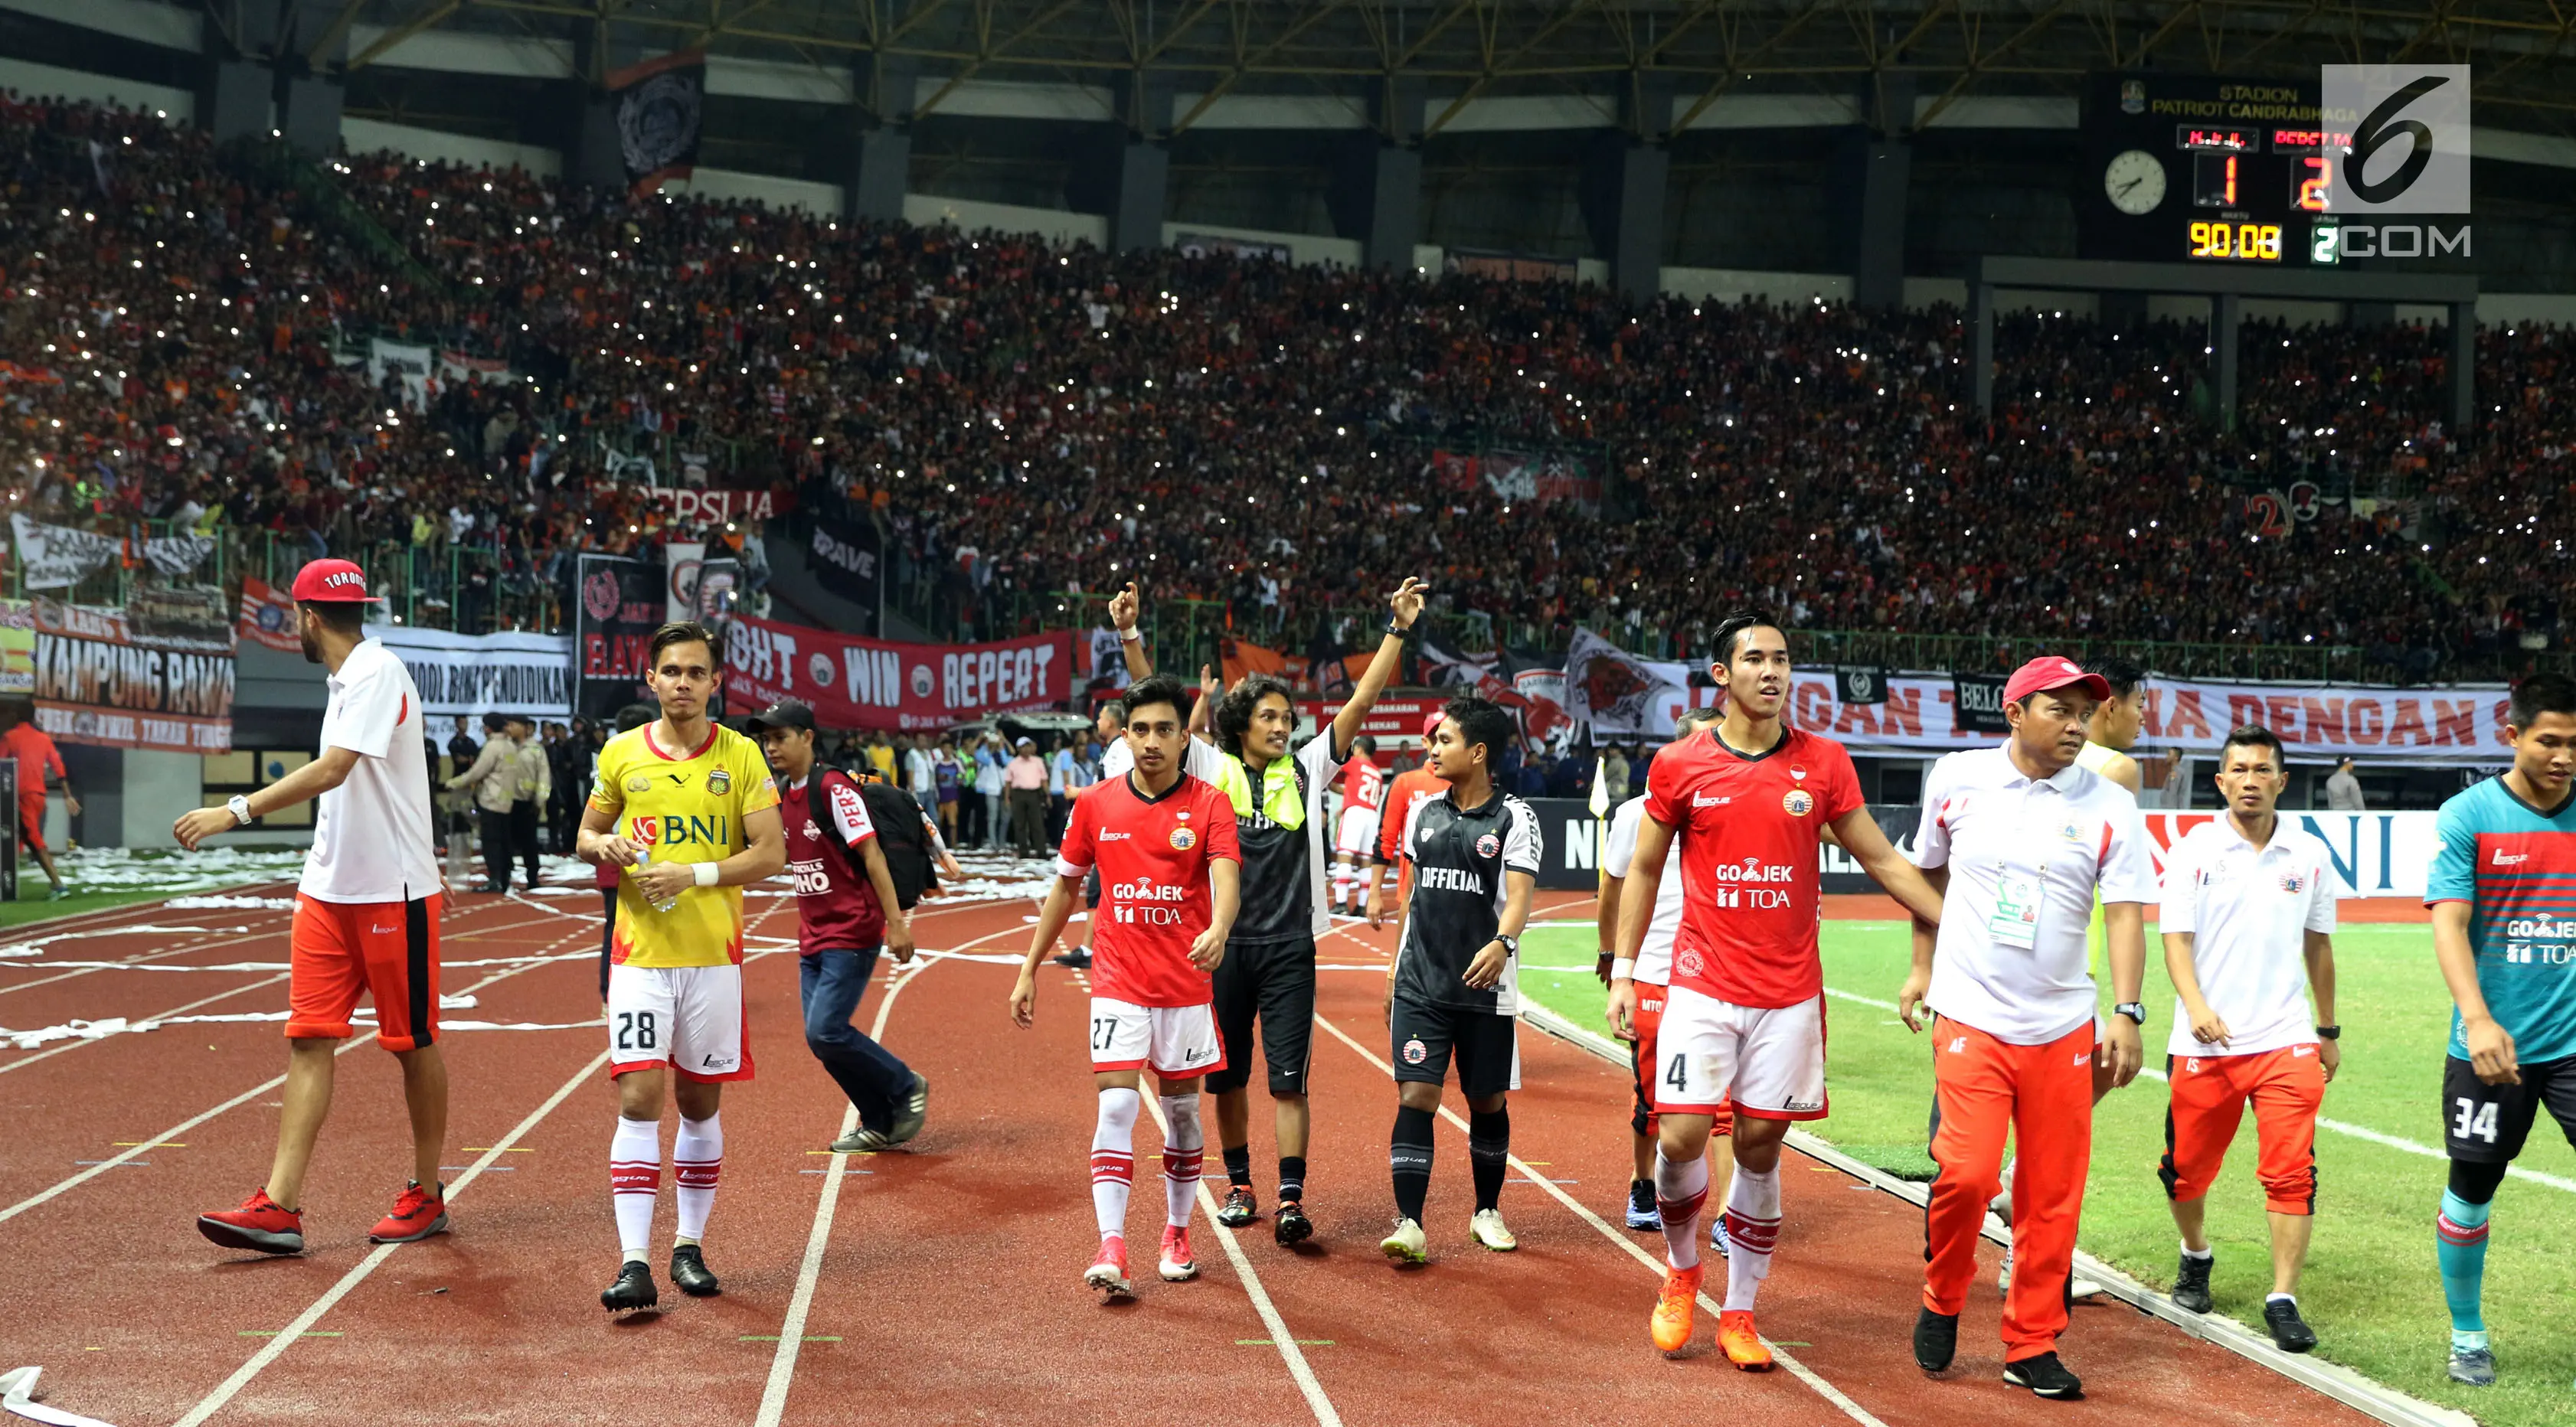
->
[747,698,816,733]
[482,710,510,733]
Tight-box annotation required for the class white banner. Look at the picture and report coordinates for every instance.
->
[1822,808,2440,900]
[8,515,120,591]
[1564,627,1691,736]
[665,540,704,622]
[363,624,573,722]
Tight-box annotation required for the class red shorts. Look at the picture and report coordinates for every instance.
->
[287,893,442,1051]
[18,794,46,854]
[1629,982,1731,1138]
[2159,1044,2324,1215]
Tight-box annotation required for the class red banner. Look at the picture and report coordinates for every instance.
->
[237,576,299,652]
[632,486,793,527]
[724,613,1073,733]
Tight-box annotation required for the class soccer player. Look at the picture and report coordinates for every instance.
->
[579,621,786,1313]
[1332,736,1384,918]
[1600,703,1729,1235]
[1619,612,1943,1370]
[2427,672,2576,1388]
[1901,655,2151,1400]
[750,697,930,1154]
[181,560,449,1255]
[1363,711,1450,930]
[597,704,659,1004]
[1379,695,1540,1265]
[1009,674,1241,1298]
[2158,725,2339,1353]
[1,703,77,900]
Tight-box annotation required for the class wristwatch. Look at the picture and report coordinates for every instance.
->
[1494,933,1519,956]
[1386,618,1415,640]
[227,794,253,826]
[2316,1024,2342,1040]
[2113,1001,2147,1025]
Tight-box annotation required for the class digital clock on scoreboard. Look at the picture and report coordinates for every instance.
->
[2081,74,2329,266]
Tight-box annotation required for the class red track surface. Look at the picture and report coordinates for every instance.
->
[1,884,2389,1426]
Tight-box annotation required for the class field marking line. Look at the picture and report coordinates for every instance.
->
[1309,1010,1887,1427]
[169,1047,611,1427]
[754,921,1010,1427]
[1813,986,2576,1196]
[0,919,299,998]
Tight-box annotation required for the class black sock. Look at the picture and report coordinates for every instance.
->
[1278,1155,1306,1204]
[1391,1106,1434,1223]
[1469,1105,1510,1213]
[1222,1144,1253,1190]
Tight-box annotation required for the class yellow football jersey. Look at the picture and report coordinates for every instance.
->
[589,722,780,968]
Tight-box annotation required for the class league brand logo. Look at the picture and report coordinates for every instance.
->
[1781,789,1813,816]
[1476,831,1502,859]
[708,768,731,795]
[1402,1038,1429,1066]
[1169,826,1198,851]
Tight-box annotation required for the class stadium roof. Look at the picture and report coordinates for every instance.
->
[317,0,2576,134]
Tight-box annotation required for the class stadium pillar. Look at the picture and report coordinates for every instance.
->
[1110,70,1175,253]
[2212,292,2241,431]
[1845,73,1914,310]
[2450,302,2477,437]
[562,20,639,191]
[278,0,346,158]
[1329,76,1424,270]
[198,0,280,142]
[844,54,918,224]
[1969,279,1995,416]
[1581,71,1673,303]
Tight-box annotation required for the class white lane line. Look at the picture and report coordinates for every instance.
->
[0,919,297,998]
[0,917,600,1228]
[0,973,287,1078]
[1815,986,2576,1196]
[754,926,1003,1427]
[170,1047,611,1427]
[1138,1094,1345,1427]
[1312,1011,1888,1427]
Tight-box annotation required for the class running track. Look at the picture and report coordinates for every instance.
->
[0,881,2385,1426]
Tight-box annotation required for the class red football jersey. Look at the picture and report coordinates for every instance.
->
[1338,758,1385,815]
[1378,768,1449,864]
[1643,727,1862,1008]
[1057,772,1242,1008]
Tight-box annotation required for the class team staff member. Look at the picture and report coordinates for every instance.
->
[1010,674,1241,1298]
[1379,696,1539,1265]
[1599,704,1730,1235]
[2426,673,2576,1388]
[446,712,521,893]
[1901,655,2152,1400]
[2,704,77,900]
[507,714,550,892]
[580,621,786,1314]
[1623,613,1946,1371]
[185,560,449,1256]
[2158,726,2339,1354]
[752,697,930,1154]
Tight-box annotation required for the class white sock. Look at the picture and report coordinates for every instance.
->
[1330,861,1353,908]
[1654,1148,1708,1272]
[2182,1242,2214,1260]
[2267,1292,2296,1305]
[1159,1092,1204,1229]
[673,1112,721,1244]
[610,1115,661,1262]
[1090,1087,1140,1240]
[1722,1163,1781,1311]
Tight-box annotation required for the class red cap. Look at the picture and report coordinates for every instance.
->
[1421,710,1446,739]
[2001,655,2110,706]
[288,558,384,604]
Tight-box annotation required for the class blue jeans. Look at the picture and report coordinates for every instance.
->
[798,948,915,1133]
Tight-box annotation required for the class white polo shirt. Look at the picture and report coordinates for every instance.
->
[2159,816,2336,1057]
[1604,794,1685,985]
[1911,743,2153,1045]
[302,639,440,904]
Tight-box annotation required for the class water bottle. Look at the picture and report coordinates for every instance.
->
[633,849,682,914]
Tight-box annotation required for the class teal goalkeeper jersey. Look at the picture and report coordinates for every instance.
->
[2427,776,2576,1064]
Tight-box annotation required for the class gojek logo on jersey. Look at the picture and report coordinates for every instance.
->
[628,814,734,847]
[1706,857,1798,883]
[2502,916,2576,940]
[1111,880,1188,926]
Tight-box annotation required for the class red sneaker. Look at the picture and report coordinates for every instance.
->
[1084,1235,1132,1298]
[368,1181,449,1244]
[198,1188,305,1255]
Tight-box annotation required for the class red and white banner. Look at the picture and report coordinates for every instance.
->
[632,486,792,527]
[32,599,233,753]
[237,576,299,653]
[724,614,1073,733]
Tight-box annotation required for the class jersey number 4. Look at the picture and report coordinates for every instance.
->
[1666,1053,1689,1092]
[616,1011,660,1053]
[2453,1096,2501,1144]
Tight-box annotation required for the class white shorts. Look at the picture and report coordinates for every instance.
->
[607,962,753,1082]
[1089,996,1226,1081]
[1652,984,1826,1121]
[1333,805,1379,858]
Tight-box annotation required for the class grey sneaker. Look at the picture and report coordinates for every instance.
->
[888,1074,930,1145]
[2447,1346,2496,1386]
[832,1126,894,1154]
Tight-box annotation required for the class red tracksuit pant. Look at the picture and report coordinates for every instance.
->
[1923,1015,2095,1361]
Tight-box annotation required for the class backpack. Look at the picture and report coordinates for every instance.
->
[825,766,933,909]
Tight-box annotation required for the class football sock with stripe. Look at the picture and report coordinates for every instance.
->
[673,1112,721,1244]
[1655,1147,1708,1272]
[1222,1144,1254,1190]
[1468,1106,1511,1213]
[1159,1093,1204,1229]
[1090,1087,1140,1240]
[1391,1105,1435,1223]
[1722,1162,1782,1311]
[2438,1189,2493,1347]
[1278,1155,1306,1205]
[609,1115,661,1264]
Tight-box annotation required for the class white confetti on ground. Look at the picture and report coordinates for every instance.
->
[163,896,298,911]
[53,846,309,895]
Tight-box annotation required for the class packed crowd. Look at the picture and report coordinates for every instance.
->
[2,95,2568,678]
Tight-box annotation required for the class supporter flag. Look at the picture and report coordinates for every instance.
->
[610,51,706,196]
[237,576,299,652]
[1564,628,1688,736]
[1835,665,1888,706]
[1952,671,2011,734]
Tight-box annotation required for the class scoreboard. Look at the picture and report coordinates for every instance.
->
[2080,73,2345,267]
